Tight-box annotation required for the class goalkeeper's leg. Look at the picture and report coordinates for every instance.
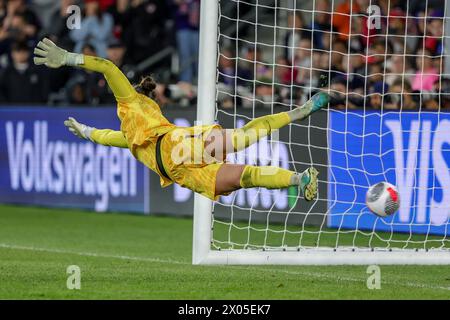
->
[215,164,319,201]
[226,91,329,153]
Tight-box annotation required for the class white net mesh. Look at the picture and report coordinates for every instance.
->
[211,0,450,252]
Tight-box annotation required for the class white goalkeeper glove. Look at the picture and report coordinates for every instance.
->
[33,38,84,68]
[64,117,95,141]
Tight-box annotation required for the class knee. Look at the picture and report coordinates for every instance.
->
[233,165,247,188]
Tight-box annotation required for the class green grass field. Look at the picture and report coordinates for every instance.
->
[0,204,448,299]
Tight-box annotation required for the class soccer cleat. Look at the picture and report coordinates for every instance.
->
[299,167,319,201]
[317,74,349,108]
[296,92,329,120]
[311,91,330,112]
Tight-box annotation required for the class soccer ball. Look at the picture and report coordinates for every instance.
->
[366,182,400,217]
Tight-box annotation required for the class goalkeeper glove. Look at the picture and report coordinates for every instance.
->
[64,117,95,141]
[33,38,84,68]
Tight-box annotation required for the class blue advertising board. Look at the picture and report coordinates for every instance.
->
[0,107,149,214]
[328,110,450,236]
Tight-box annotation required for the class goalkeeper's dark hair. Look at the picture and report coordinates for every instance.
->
[135,76,157,99]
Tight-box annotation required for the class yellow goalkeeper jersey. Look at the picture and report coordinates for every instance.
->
[82,56,224,198]
[117,93,176,151]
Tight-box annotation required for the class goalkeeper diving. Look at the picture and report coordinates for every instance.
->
[33,38,329,201]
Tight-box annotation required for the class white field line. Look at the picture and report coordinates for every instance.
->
[0,243,187,265]
[0,243,448,292]
[261,268,450,292]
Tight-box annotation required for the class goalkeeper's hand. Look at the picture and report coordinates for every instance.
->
[33,38,84,68]
[64,117,95,141]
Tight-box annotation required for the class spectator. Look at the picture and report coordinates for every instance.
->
[218,47,236,87]
[367,40,390,65]
[96,0,115,11]
[66,77,87,104]
[239,46,272,86]
[413,8,444,55]
[310,0,332,50]
[107,0,128,39]
[70,0,114,58]
[107,38,126,68]
[0,41,48,103]
[439,79,450,109]
[284,11,308,62]
[120,0,170,65]
[0,0,6,25]
[45,0,79,49]
[377,0,405,18]
[65,44,108,105]
[31,0,60,31]
[0,0,9,57]
[413,10,427,54]
[422,91,440,110]
[425,9,444,55]
[422,80,441,110]
[274,56,299,105]
[408,0,444,16]
[171,0,200,83]
[369,88,384,110]
[97,39,128,104]
[332,0,365,41]
[5,0,40,36]
[295,38,313,87]
[412,48,439,91]
[0,11,39,56]
[328,40,347,81]
[311,50,330,90]
[275,56,296,86]
[0,0,40,52]
[342,51,366,93]
[255,78,275,108]
[368,63,387,93]
[329,76,358,110]
[387,9,408,54]
[385,78,418,110]
[385,54,414,87]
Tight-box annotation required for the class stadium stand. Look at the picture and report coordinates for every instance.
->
[0,0,447,110]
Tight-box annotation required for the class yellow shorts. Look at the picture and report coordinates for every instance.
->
[160,124,228,201]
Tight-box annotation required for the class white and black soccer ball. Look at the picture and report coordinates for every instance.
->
[366,182,400,217]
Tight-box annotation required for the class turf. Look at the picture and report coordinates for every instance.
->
[0,204,448,299]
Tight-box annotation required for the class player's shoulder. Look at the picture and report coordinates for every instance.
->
[136,93,161,110]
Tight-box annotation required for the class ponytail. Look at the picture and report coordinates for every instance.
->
[135,76,157,99]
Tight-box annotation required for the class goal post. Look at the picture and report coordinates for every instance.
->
[192,0,218,265]
[193,0,450,265]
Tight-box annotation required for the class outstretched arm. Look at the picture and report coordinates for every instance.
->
[33,38,136,102]
[64,117,128,149]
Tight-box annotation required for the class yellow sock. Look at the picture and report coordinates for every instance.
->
[232,112,291,152]
[239,165,296,189]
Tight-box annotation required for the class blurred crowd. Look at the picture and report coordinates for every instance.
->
[0,0,200,106]
[217,0,449,111]
[0,0,448,111]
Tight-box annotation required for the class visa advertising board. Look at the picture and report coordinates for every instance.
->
[328,111,450,236]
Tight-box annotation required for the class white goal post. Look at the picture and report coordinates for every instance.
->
[193,0,450,265]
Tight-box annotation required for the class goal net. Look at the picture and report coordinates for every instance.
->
[193,0,450,264]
